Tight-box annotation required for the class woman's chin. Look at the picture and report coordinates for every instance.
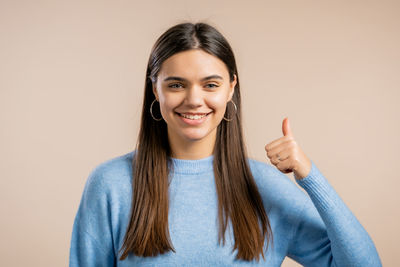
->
[182,134,207,142]
[180,130,212,142]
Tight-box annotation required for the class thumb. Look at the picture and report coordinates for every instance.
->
[282,117,294,137]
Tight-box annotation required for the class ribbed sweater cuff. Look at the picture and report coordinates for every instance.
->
[295,160,339,212]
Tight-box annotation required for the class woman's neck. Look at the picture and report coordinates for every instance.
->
[168,129,216,160]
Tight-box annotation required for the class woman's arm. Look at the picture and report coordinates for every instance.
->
[287,160,382,267]
[69,167,116,267]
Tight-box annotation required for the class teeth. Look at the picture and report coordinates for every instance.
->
[179,113,208,120]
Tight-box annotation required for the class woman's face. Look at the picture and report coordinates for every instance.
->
[152,49,237,148]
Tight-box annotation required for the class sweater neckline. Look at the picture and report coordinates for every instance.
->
[169,154,214,174]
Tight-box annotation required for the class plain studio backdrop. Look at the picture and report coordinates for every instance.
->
[0,0,398,266]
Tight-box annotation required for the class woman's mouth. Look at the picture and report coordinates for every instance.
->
[176,112,212,125]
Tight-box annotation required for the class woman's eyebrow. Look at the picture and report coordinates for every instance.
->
[163,75,223,82]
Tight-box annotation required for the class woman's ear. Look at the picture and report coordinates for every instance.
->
[152,85,159,101]
[228,74,237,101]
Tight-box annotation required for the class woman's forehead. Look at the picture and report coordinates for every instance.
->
[159,50,228,80]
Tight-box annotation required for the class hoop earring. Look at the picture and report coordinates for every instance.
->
[223,100,237,121]
[150,99,163,121]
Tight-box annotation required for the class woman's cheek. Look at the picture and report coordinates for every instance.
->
[207,93,229,112]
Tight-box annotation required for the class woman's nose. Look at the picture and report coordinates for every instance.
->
[184,86,204,106]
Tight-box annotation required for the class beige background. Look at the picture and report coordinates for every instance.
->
[1,0,398,266]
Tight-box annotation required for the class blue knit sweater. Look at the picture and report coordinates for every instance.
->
[69,150,382,266]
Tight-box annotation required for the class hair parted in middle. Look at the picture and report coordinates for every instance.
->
[118,21,274,262]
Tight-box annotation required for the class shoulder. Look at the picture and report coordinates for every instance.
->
[246,157,309,213]
[83,150,135,196]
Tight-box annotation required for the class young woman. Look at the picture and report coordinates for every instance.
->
[69,22,382,266]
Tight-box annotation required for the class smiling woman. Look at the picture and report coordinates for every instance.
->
[69,21,382,267]
[119,22,274,262]
[152,49,237,159]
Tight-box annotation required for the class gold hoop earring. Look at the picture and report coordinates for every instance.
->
[150,99,163,121]
[223,100,237,121]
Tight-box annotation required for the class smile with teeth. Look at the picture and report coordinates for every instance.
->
[178,113,210,120]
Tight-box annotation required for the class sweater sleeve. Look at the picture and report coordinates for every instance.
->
[287,160,382,267]
[69,166,116,267]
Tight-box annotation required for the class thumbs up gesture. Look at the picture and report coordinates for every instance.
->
[264,117,312,180]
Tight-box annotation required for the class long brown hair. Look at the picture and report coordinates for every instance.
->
[119,21,273,262]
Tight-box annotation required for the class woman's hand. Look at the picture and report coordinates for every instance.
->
[264,117,312,180]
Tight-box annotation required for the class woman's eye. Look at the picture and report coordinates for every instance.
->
[168,83,183,89]
[206,84,219,88]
